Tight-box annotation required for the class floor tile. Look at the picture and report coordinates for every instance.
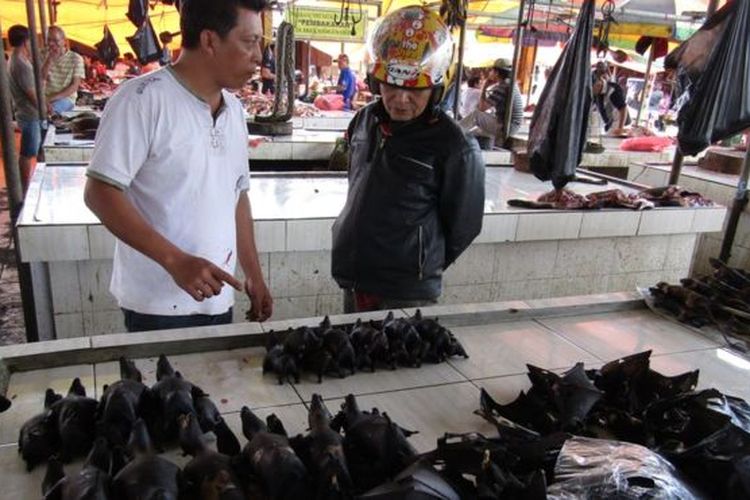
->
[222,403,311,442]
[327,382,497,453]
[471,374,536,405]
[651,348,750,402]
[292,361,467,402]
[1,444,85,499]
[446,321,600,380]
[1,364,96,445]
[538,311,719,360]
[94,348,302,415]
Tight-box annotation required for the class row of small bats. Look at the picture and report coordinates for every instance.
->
[17,355,419,499]
[263,309,469,385]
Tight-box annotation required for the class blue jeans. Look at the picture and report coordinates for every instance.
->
[122,308,233,333]
[50,98,74,114]
[18,119,42,157]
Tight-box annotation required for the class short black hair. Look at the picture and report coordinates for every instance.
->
[180,0,268,49]
[8,25,30,48]
[467,76,480,88]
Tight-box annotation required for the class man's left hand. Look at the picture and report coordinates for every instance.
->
[245,276,273,322]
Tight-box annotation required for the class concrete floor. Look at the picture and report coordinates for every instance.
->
[2,306,749,497]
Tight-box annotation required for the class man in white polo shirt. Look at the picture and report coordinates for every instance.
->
[84,0,273,332]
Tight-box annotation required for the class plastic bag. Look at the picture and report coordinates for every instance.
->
[94,25,120,69]
[126,19,162,65]
[527,0,594,189]
[666,0,750,156]
[620,136,674,152]
[126,0,148,28]
[547,437,702,500]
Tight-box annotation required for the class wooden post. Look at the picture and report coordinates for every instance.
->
[38,0,48,46]
[25,0,47,128]
[0,18,40,342]
[452,11,467,119]
[635,46,654,127]
[505,0,527,137]
[719,147,750,263]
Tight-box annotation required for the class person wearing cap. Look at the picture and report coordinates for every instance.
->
[459,58,524,149]
[331,5,485,312]
[592,61,630,135]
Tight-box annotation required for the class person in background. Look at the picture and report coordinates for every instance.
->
[459,75,482,119]
[42,26,84,114]
[459,58,523,149]
[592,61,630,135]
[332,6,485,313]
[122,53,142,76]
[7,24,42,193]
[260,42,275,94]
[84,0,273,332]
[336,53,357,110]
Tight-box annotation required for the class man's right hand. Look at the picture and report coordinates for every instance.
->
[165,252,243,302]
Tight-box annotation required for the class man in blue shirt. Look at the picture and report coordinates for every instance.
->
[336,53,356,110]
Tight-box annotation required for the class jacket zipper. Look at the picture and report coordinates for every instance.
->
[418,225,424,280]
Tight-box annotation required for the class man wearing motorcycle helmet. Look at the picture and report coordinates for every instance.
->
[331,5,486,313]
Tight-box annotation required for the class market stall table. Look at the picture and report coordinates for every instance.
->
[17,164,726,339]
[1,295,748,497]
[627,162,748,276]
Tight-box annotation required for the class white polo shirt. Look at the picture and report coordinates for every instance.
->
[87,67,250,316]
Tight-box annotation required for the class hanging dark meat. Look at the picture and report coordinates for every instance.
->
[665,0,750,156]
[527,0,595,190]
[126,0,148,28]
[126,18,162,66]
[95,25,120,69]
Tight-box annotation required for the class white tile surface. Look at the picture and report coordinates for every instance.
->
[19,225,90,262]
[447,321,600,380]
[515,213,583,241]
[539,310,719,360]
[443,245,497,287]
[441,284,494,305]
[638,209,695,236]
[49,261,83,314]
[87,225,116,259]
[611,236,669,273]
[1,364,96,445]
[553,239,615,278]
[286,219,335,251]
[475,214,519,243]
[650,349,750,402]
[691,207,727,233]
[55,312,85,339]
[494,241,559,282]
[293,359,467,402]
[77,260,118,313]
[254,220,286,253]
[326,383,497,453]
[664,234,697,271]
[269,251,339,298]
[579,211,641,238]
[94,348,302,413]
[222,404,311,442]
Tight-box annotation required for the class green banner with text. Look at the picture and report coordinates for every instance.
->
[286,6,368,42]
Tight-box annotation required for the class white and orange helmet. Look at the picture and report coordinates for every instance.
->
[368,5,454,89]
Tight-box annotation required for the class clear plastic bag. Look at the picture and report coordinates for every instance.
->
[547,437,703,500]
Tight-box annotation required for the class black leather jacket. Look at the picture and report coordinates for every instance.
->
[331,101,485,300]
